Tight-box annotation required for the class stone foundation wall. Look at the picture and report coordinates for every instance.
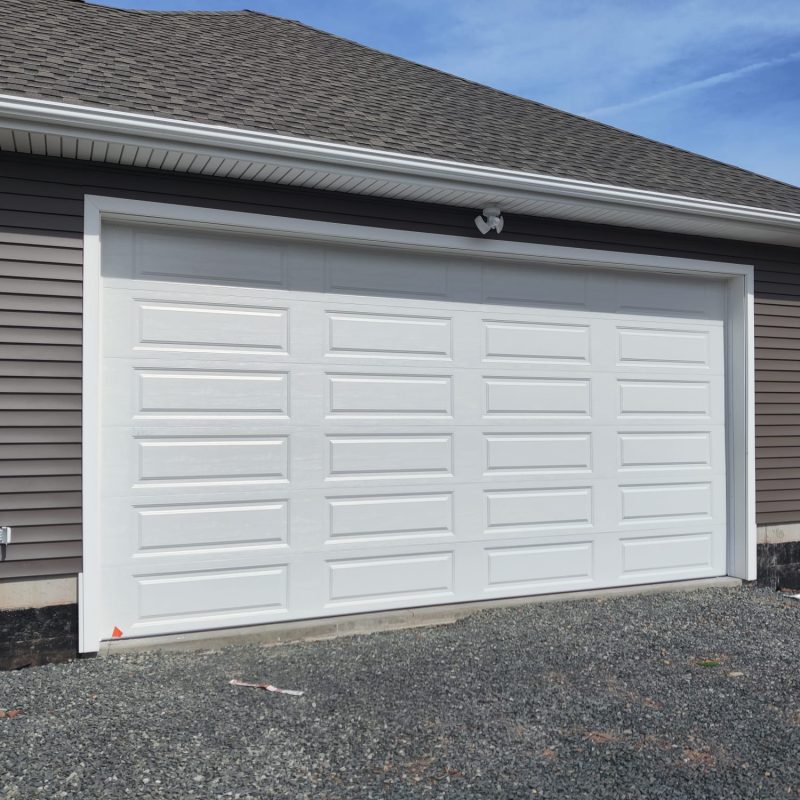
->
[757,524,800,590]
[0,604,78,670]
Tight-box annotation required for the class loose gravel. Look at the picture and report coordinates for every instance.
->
[2,586,800,799]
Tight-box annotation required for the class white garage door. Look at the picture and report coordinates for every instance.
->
[97,221,727,640]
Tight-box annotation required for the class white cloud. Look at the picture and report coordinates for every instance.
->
[408,0,800,110]
[588,49,800,117]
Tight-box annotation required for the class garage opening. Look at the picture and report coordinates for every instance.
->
[90,215,731,643]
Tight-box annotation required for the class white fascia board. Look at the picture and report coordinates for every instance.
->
[3,93,800,245]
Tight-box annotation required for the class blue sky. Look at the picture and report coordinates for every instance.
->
[89,0,800,186]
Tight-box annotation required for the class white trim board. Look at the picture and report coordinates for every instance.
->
[79,194,756,653]
[3,94,800,248]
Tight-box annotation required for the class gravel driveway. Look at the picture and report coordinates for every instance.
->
[2,586,799,799]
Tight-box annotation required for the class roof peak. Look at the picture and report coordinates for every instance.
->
[69,1,262,14]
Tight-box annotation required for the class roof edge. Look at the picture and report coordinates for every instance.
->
[2,93,800,248]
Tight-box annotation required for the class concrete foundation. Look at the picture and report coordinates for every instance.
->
[0,575,79,669]
[101,576,742,656]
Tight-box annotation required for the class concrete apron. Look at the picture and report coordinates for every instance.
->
[100,576,742,656]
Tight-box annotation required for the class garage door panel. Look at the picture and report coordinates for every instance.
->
[482,262,589,309]
[481,319,592,364]
[321,305,607,371]
[136,369,289,417]
[105,564,291,638]
[613,426,726,487]
[483,431,594,476]
[104,494,295,564]
[103,362,291,424]
[617,378,719,418]
[618,534,714,580]
[136,499,289,554]
[618,430,717,472]
[483,485,595,534]
[134,563,289,624]
[324,550,456,609]
[325,372,454,419]
[324,491,456,546]
[103,288,291,360]
[98,224,729,641]
[618,481,714,525]
[103,222,291,288]
[101,433,291,498]
[323,245,459,301]
[105,484,730,568]
[325,433,454,481]
[615,525,726,582]
[613,273,725,321]
[615,325,717,369]
[473,307,596,371]
[484,540,596,594]
[103,362,319,429]
[482,375,593,419]
[136,436,289,485]
[101,521,291,570]
[323,371,456,424]
[325,308,454,362]
[135,301,289,356]
[103,430,475,497]
[100,536,296,633]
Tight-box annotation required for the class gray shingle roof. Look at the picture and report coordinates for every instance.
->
[3,0,800,214]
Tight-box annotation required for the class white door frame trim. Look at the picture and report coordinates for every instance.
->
[80,194,756,653]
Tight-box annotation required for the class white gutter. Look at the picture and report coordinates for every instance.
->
[2,93,800,244]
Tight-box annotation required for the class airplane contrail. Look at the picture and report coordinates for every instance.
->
[587,50,800,117]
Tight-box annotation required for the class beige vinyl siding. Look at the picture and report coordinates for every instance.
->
[0,150,799,581]
[754,259,800,525]
[0,219,82,579]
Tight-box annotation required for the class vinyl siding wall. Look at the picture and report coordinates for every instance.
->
[0,151,798,580]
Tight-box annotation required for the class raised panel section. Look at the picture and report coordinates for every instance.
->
[619,380,710,416]
[484,320,590,363]
[327,493,453,542]
[327,311,451,359]
[137,437,288,485]
[327,374,452,417]
[325,248,448,298]
[620,534,713,575]
[620,483,712,522]
[618,328,709,367]
[136,370,288,417]
[485,487,592,531]
[327,552,454,603]
[485,378,590,417]
[327,435,452,479]
[483,265,586,307]
[136,501,288,552]
[136,565,288,621]
[485,433,591,474]
[137,301,288,354]
[487,542,593,588]
[619,433,711,470]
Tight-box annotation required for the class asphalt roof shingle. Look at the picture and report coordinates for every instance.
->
[3,0,800,214]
